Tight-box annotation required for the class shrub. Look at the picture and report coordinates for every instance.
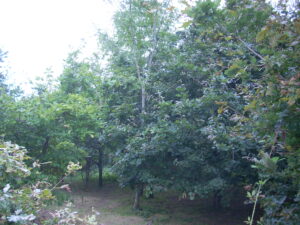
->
[0,141,98,224]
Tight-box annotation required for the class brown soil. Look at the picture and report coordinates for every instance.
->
[59,181,252,225]
[69,183,148,225]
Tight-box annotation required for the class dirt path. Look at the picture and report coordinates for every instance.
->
[63,181,251,225]
[70,183,148,225]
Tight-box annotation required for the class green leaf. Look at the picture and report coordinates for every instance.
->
[181,20,192,28]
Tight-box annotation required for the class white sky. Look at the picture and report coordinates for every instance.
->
[0,0,295,94]
[0,0,117,93]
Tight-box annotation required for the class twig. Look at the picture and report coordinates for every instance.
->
[51,175,67,191]
[248,180,268,225]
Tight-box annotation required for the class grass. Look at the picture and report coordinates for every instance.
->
[65,167,118,188]
[54,188,75,204]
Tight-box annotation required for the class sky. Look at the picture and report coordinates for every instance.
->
[0,0,117,93]
[0,0,295,94]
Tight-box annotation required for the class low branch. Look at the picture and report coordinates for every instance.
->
[237,37,265,61]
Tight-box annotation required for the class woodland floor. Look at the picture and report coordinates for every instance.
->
[51,176,253,225]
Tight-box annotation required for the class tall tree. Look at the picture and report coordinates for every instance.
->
[99,0,178,209]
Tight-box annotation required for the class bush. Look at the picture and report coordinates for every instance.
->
[0,141,98,224]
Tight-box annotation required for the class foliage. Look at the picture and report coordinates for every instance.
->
[3,51,103,178]
[0,141,53,224]
[177,1,300,223]
[98,0,180,208]
[0,0,299,224]
[239,1,300,223]
[0,140,98,225]
[43,203,98,225]
[99,1,299,222]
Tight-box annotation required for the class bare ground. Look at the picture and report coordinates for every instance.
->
[69,183,147,225]
[54,180,252,225]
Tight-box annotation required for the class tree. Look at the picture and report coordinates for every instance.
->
[240,1,300,223]
[4,52,103,181]
[59,51,105,187]
[0,49,22,140]
[98,0,178,209]
[173,0,272,205]
[0,49,8,92]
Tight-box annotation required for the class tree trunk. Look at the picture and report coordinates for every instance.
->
[141,82,146,114]
[98,148,103,187]
[42,136,50,155]
[213,191,222,209]
[85,157,91,188]
[133,184,142,210]
[139,184,144,196]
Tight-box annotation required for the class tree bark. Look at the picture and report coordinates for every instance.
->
[85,157,91,188]
[98,148,103,187]
[133,184,142,210]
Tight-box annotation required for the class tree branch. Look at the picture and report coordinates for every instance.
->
[237,37,265,61]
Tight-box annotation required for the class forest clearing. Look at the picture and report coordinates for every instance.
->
[0,0,299,224]
[48,175,251,225]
